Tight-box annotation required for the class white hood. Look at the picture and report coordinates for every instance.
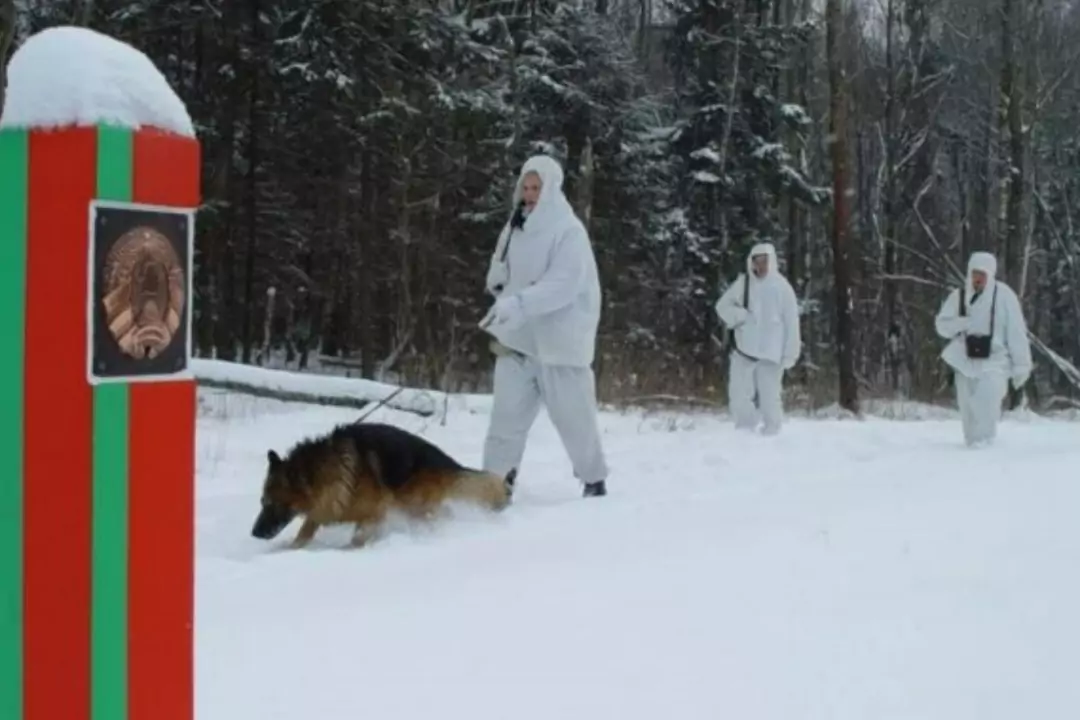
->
[510,154,576,231]
[746,242,779,279]
[966,251,997,296]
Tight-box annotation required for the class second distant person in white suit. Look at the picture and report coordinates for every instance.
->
[714,242,802,435]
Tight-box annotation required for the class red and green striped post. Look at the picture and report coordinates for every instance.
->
[0,102,200,720]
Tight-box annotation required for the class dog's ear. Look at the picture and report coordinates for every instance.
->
[267,450,282,467]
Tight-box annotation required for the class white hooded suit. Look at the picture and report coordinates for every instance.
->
[480,155,609,486]
[714,243,802,434]
[934,252,1032,446]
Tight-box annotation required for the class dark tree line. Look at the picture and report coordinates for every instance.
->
[4,0,1079,412]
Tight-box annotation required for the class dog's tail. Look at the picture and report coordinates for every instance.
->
[446,466,517,511]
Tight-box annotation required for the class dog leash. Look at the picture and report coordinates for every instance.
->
[354,387,405,423]
[358,207,524,424]
[353,322,496,425]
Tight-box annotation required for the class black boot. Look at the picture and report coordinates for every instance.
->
[583,480,607,498]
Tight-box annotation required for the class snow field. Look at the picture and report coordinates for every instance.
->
[195,390,1080,720]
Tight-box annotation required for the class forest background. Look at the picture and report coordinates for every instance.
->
[3,0,1079,414]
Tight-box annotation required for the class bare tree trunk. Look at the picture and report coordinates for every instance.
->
[636,0,651,59]
[999,0,1025,290]
[0,0,15,115]
[255,287,275,365]
[999,0,1028,410]
[881,0,902,393]
[211,15,243,361]
[240,0,261,363]
[381,148,419,381]
[826,0,859,413]
[577,136,595,229]
[785,0,809,289]
[72,0,94,26]
[357,148,376,379]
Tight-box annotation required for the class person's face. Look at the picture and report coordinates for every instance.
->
[521,172,542,210]
[971,269,988,292]
[751,254,769,277]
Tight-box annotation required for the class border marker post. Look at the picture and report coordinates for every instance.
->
[0,25,200,720]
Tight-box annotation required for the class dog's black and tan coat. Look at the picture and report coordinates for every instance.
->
[251,422,516,548]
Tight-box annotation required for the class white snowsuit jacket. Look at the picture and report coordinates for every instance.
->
[934,252,1032,384]
[713,243,802,369]
[484,155,602,368]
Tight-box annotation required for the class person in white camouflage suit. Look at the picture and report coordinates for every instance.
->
[479,154,610,498]
[934,251,1032,446]
[714,242,802,435]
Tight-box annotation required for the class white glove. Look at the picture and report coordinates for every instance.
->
[480,294,526,332]
[1011,371,1030,389]
[781,356,797,371]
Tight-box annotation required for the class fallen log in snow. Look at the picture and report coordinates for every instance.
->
[191,359,438,417]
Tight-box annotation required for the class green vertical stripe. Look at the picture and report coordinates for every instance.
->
[0,129,28,720]
[92,125,132,720]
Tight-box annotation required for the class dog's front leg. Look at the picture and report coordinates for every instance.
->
[349,522,379,548]
[347,502,388,549]
[291,518,320,548]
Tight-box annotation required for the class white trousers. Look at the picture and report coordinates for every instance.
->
[482,354,609,484]
[728,351,785,434]
[955,372,1008,446]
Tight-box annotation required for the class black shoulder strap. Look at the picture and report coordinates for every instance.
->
[959,284,997,336]
[727,272,751,355]
[498,202,526,262]
[499,227,513,262]
[989,285,997,339]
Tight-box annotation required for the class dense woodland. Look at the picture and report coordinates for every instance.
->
[2,0,1080,412]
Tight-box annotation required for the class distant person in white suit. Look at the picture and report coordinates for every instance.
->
[479,154,610,498]
[934,251,1032,447]
[714,242,802,435]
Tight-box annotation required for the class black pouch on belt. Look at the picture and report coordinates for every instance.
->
[965,334,992,359]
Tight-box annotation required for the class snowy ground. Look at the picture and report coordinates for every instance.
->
[196,389,1080,720]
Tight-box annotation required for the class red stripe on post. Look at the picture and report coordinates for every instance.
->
[127,384,195,720]
[23,127,98,720]
[132,128,201,207]
[127,128,199,720]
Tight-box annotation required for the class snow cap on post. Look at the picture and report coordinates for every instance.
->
[0,25,195,137]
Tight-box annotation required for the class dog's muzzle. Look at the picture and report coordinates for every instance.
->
[251,504,296,540]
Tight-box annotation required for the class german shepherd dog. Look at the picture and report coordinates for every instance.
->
[251,421,517,549]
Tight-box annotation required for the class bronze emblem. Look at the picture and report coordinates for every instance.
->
[101,225,185,360]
